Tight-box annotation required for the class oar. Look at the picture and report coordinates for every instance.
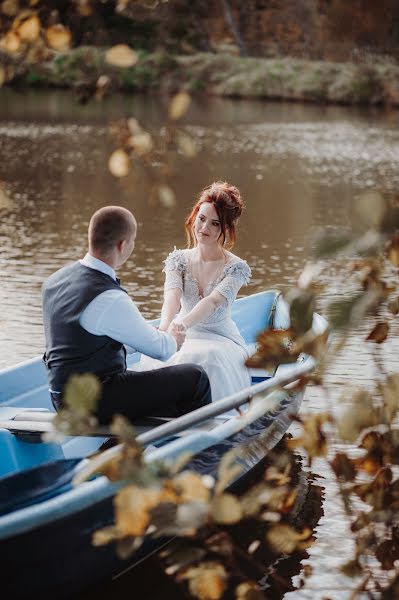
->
[73,358,315,486]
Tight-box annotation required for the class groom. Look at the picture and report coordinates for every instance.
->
[42,205,211,424]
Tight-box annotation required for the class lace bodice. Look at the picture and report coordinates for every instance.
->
[163,248,251,346]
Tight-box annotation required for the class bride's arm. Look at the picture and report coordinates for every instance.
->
[178,290,225,329]
[159,288,182,331]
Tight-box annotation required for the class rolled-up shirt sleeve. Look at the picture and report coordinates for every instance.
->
[80,289,177,360]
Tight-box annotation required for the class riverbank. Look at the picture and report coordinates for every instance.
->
[6,47,399,106]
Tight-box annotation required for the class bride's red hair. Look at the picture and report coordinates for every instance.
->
[185,181,245,250]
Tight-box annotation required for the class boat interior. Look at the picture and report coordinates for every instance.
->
[0,291,289,479]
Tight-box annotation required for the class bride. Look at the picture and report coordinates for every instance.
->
[156,181,252,402]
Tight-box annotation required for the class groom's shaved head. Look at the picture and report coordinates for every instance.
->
[88,206,136,256]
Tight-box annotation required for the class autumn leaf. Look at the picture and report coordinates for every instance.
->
[46,24,71,51]
[105,44,138,68]
[169,91,191,120]
[386,233,399,267]
[287,413,329,459]
[266,523,313,554]
[63,372,101,415]
[340,558,363,578]
[366,322,389,344]
[376,538,399,570]
[330,453,356,482]
[178,562,227,600]
[352,467,393,510]
[1,0,19,17]
[158,184,176,208]
[0,31,21,53]
[129,131,153,156]
[286,288,315,336]
[388,296,399,315]
[336,388,378,443]
[235,582,264,599]
[17,14,40,42]
[114,484,163,537]
[210,493,243,525]
[173,471,211,503]
[108,148,130,177]
[245,328,298,370]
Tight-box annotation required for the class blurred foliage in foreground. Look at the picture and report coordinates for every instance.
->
[51,191,399,599]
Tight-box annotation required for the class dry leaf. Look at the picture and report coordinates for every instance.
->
[366,322,389,344]
[354,190,386,229]
[114,485,162,536]
[178,562,227,600]
[0,184,11,209]
[105,44,138,68]
[246,328,298,370]
[129,131,153,156]
[177,132,197,157]
[388,297,399,315]
[211,493,243,525]
[330,452,356,482]
[2,0,19,17]
[173,471,211,503]
[17,14,40,42]
[75,0,93,17]
[169,91,191,120]
[95,74,111,100]
[352,467,392,510]
[0,67,5,87]
[0,31,21,53]
[45,24,71,51]
[235,582,264,599]
[158,184,176,208]
[336,388,378,443]
[92,525,122,546]
[266,523,313,554]
[63,372,101,414]
[288,413,329,459]
[108,148,130,177]
[386,234,399,267]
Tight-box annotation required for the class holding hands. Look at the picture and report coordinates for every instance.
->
[167,319,186,350]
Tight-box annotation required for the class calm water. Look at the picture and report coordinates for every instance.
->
[1,89,399,598]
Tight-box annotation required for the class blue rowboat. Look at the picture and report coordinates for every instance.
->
[0,290,326,598]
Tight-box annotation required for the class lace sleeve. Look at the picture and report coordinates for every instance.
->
[162,248,186,292]
[215,260,251,304]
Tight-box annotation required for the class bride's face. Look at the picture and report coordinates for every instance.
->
[194,202,222,246]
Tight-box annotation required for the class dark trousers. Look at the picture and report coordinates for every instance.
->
[51,363,212,425]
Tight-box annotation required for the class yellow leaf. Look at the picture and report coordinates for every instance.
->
[92,525,122,546]
[0,67,5,87]
[108,149,130,178]
[114,485,162,537]
[211,493,243,525]
[179,562,227,600]
[387,234,399,268]
[45,24,71,51]
[266,523,313,554]
[1,0,19,17]
[173,471,210,503]
[17,14,40,42]
[63,373,101,414]
[177,132,197,157]
[0,30,21,53]
[158,184,176,208]
[105,44,138,68]
[75,0,93,17]
[169,91,191,121]
[129,131,153,156]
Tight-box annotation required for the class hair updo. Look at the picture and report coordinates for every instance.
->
[185,181,245,249]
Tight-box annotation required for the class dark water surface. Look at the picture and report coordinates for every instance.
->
[1,89,399,598]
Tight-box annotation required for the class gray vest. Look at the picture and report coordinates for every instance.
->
[42,262,127,392]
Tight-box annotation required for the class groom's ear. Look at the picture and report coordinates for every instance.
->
[116,239,125,252]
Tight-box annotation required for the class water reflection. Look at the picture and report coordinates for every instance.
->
[1,90,399,597]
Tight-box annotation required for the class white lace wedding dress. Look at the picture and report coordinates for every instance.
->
[133,248,252,402]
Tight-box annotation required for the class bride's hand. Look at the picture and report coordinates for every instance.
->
[168,320,186,350]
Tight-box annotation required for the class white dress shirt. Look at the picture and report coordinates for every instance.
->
[79,254,176,360]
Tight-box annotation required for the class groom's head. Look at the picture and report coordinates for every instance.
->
[88,206,137,268]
